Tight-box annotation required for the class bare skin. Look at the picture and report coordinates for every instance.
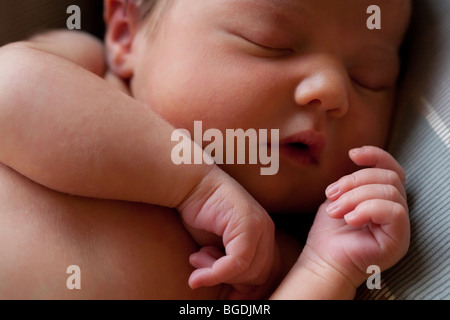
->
[0,42,299,299]
[0,162,226,299]
[0,0,411,299]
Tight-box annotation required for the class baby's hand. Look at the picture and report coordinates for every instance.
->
[177,166,277,297]
[302,146,410,289]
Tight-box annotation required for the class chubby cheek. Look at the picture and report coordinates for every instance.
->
[338,94,393,149]
[324,97,394,177]
[136,48,279,134]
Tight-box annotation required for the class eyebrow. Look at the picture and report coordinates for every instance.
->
[227,0,307,29]
[230,0,303,14]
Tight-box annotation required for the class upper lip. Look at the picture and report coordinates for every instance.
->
[278,130,327,163]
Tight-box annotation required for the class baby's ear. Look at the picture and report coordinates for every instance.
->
[104,0,140,79]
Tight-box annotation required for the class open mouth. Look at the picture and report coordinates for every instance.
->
[279,131,326,166]
[289,142,309,150]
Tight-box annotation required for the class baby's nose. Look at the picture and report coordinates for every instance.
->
[294,60,350,118]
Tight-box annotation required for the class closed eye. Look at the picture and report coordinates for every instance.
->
[349,58,400,93]
[240,35,294,57]
[352,79,384,92]
[350,75,392,93]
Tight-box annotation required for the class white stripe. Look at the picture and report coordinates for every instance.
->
[421,97,450,149]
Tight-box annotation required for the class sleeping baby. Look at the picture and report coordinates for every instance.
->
[0,0,411,299]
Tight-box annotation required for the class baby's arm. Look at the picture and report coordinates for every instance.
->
[271,147,409,299]
[22,30,130,94]
[16,30,106,76]
[0,42,200,207]
[0,36,277,296]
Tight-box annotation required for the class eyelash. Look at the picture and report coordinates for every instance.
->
[351,77,388,92]
[242,36,294,57]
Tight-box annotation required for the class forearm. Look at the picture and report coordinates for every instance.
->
[0,45,211,208]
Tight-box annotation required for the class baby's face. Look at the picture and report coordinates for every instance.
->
[121,0,411,213]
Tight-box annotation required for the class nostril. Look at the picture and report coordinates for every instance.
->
[308,99,321,106]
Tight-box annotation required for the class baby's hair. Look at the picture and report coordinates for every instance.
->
[128,0,172,34]
[133,0,158,21]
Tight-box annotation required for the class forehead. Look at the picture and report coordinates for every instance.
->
[178,0,411,47]
[222,0,411,20]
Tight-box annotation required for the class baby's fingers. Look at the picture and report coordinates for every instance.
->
[349,146,405,184]
[326,168,406,202]
[188,253,254,289]
[189,225,274,291]
[344,199,410,243]
[327,184,407,219]
[189,246,224,270]
[188,227,259,289]
[189,247,256,290]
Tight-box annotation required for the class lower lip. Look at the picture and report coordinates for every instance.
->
[279,144,318,166]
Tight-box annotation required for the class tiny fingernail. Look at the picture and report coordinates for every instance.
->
[326,202,340,215]
[349,148,361,156]
[326,182,340,198]
[344,211,356,221]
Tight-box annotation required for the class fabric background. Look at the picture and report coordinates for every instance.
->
[356,0,450,299]
[0,0,104,46]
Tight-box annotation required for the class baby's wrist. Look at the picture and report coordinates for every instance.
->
[176,164,226,215]
[296,247,359,299]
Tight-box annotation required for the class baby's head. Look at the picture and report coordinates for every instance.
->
[104,0,411,214]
